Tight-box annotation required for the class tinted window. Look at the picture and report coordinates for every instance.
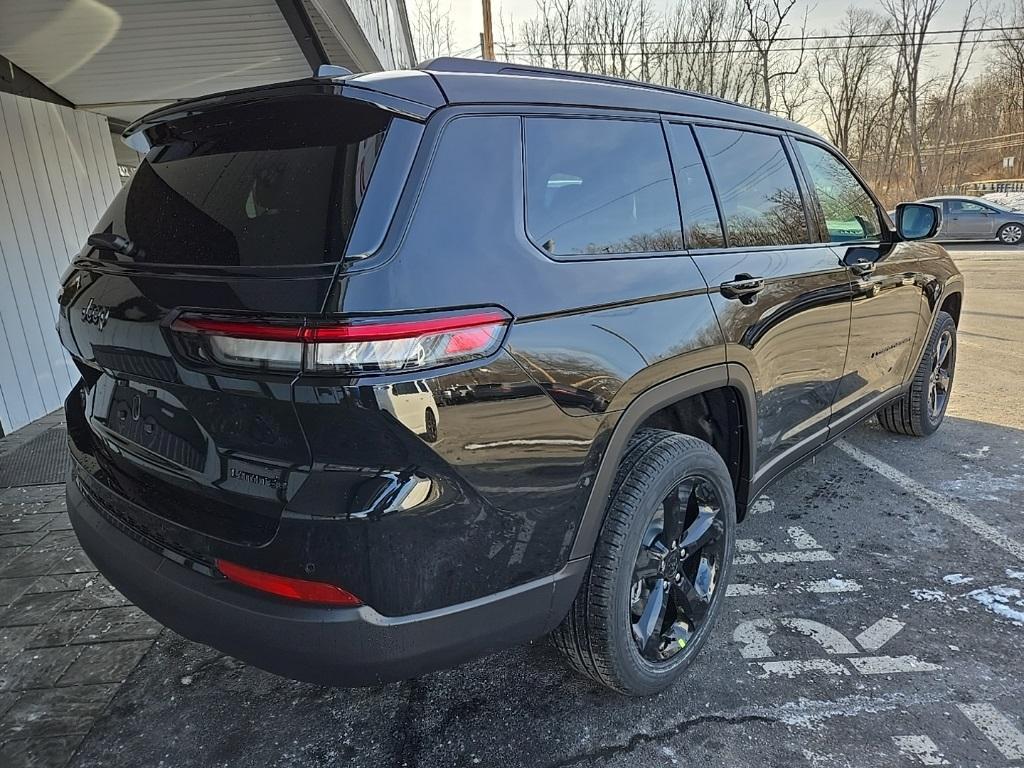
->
[525,118,681,256]
[93,99,395,267]
[696,127,808,248]
[948,199,990,213]
[796,141,881,243]
[667,124,724,248]
[392,381,419,396]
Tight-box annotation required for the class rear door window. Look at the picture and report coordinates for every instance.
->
[524,117,682,256]
[92,99,409,267]
[695,126,809,248]
[795,141,881,243]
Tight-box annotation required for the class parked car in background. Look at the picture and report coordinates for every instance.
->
[60,58,964,696]
[918,195,1024,245]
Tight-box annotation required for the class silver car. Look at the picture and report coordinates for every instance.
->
[918,195,1024,245]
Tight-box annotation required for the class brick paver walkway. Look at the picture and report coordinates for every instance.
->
[0,414,161,768]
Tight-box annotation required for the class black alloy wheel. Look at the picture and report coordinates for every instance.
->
[630,476,726,662]
[552,429,736,695]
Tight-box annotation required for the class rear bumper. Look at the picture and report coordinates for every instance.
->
[68,476,587,686]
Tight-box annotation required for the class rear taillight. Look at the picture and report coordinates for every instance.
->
[170,308,510,374]
[216,559,361,606]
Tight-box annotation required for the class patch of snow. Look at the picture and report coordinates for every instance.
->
[983,192,1024,211]
[940,471,1024,503]
[943,573,974,585]
[749,495,775,515]
[1006,568,1024,581]
[967,585,1024,626]
[958,446,990,460]
[911,588,948,603]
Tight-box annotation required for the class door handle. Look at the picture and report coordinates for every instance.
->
[848,259,876,277]
[720,274,765,303]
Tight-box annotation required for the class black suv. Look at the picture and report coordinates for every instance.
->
[59,58,963,696]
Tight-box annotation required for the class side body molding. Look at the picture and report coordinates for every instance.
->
[569,363,757,560]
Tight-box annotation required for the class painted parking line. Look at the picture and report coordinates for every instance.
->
[734,617,941,678]
[892,735,949,765]
[957,703,1024,760]
[735,527,835,565]
[758,550,834,563]
[727,579,861,597]
[836,440,1024,563]
[854,617,905,651]
[847,655,941,674]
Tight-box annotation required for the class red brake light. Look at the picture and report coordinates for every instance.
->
[216,559,361,606]
[171,317,304,341]
[170,308,510,374]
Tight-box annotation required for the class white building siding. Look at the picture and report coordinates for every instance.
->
[0,92,119,435]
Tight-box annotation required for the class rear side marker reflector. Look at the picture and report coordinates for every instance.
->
[216,559,362,607]
[170,309,510,374]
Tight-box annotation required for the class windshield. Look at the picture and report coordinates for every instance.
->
[90,98,392,267]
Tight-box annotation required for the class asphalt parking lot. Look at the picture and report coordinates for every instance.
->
[1,244,1022,768]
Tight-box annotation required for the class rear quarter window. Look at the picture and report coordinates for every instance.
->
[524,117,682,256]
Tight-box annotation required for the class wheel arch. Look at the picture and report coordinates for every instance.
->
[569,363,757,560]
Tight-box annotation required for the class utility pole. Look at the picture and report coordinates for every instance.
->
[481,0,495,60]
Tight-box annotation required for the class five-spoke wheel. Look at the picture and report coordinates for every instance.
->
[552,429,735,695]
[630,477,725,662]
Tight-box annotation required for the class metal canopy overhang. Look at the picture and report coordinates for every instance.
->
[0,0,397,124]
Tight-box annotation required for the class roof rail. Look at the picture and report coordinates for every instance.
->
[417,57,734,107]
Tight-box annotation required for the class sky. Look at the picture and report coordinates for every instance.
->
[409,0,998,73]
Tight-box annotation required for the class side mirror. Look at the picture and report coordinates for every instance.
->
[895,202,940,241]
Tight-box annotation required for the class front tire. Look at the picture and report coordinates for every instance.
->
[997,223,1023,245]
[877,311,957,436]
[552,429,735,695]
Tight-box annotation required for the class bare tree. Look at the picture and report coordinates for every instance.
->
[741,0,809,114]
[882,0,943,197]
[994,0,1024,114]
[926,0,987,189]
[813,8,888,156]
[412,0,455,60]
[660,0,753,101]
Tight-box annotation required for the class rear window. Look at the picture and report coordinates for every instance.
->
[92,98,401,267]
[524,118,682,256]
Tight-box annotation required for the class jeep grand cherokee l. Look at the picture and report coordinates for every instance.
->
[59,58,962,696]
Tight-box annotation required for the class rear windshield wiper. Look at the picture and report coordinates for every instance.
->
[87,232,143,259]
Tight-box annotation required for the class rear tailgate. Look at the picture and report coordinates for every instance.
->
[58,92,418,557]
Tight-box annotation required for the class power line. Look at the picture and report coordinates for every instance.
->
[497,25,1022,47]
[496,35,1020,56]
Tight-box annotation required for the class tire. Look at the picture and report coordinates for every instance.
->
[877,310,957,437]
[552,428,736,695]
[423,409,438,442]
[997,222,1024,245]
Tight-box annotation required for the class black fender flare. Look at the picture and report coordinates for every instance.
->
[569,363,757,560]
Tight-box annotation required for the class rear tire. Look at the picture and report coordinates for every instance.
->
[997,223,1023,245]
[877,311,956,436]
[552,429,735,695]
[423,409,438,442]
